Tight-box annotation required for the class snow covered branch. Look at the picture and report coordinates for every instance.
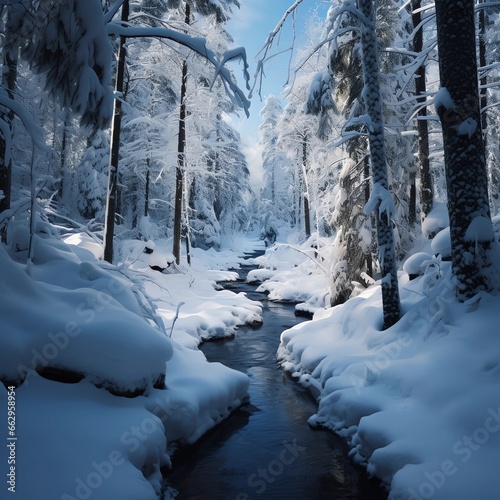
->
[106,23,251,117]
[250,0,305,99]
[0,94,50,153]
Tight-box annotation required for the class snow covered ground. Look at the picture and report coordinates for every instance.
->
[4,215,500,500]
[0,224,263,499]
[252,225,500,499]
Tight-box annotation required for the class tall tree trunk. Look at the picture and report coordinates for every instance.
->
[0,6,19,240]
[144,158,150,217]
[412,0,433,224]
[364,154,373,278]
[435,0,494,299]
[172,2,190,265]
[58,109,70,202]
[478,0,488,143]
[103,0,129,263]
[302,134,311,238]
[359,0,400,329]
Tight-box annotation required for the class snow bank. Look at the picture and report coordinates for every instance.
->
[0,242,172,394]
[277,249,500,499]
[0,227,259,499]
[248,238,331,314]
[119,238,263,346]
[422,202,449,239]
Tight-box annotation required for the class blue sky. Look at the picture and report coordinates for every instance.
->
[227,0,329,142]
[224,1,330,189]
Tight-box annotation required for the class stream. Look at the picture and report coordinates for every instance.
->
[168,255,388,500]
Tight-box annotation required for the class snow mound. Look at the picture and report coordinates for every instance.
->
[431,227,451,259]
[0,243,172,394]
[249,239,331,314]
[422,202,449,239]
[278,258,500,499]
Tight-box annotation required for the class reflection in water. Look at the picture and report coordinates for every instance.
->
[168,262,388,500]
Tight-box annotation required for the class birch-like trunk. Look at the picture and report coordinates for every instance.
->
[359,0,400,329]
[435,0,494,299]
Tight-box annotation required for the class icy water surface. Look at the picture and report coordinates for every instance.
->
[168,256,388,500]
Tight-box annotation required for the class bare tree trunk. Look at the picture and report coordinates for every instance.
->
[478,0,488,142]
[363,154,373,278]
[435,0,494,299]
[302,134,311,238]
[103,0,129,263]
[172,2,190,265]
[359,0,400,329]
[412,0,432,224]
[58,109,70,202]
[0,6,19,240]
[144,158,150,217]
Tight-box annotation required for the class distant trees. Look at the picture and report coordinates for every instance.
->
[0,0,252,265]
[258,96,294,241]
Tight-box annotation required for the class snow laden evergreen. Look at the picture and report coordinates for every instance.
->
[258,96,294,243]
[76,130,110,222]
[298,0,402,324]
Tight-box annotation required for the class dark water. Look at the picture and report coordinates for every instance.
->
[168,257,388,500]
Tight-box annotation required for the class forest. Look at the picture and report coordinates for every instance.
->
[1,0,500,499]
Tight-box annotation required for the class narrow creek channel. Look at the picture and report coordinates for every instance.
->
[168,254,388,500]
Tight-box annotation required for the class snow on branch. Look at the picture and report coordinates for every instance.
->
[104,0,126,24]
[329,130,368,148]
[433,87,455,111]
[0,94,50,153]
[365,182,396,225]
[106,23,251,117]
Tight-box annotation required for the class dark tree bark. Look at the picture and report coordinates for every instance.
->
[412,0,432,224]
[302,134,311,238]
[478,0,488,141]
[0,5,20,238]
[144,158,150,217]
[172,2,191,265]
[103,0,129,263]
[364,154,373,278]
[58,110,70,202]
[435,0,494,299]
[359,0,400,329]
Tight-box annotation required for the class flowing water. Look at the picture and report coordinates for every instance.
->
[168,256,388,500]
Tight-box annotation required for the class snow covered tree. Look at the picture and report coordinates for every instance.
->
[358,0,401,327]
[434,0,496,298]
[21,0,114,128]
[100,0,249,261]
[300,0,402,320]
[76,130,109,222]
[172,1,191,265]
[104,0,130,263]
[0,3,23,223]
[258,95,294,242]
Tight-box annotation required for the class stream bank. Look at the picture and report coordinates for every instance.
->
[167,255,388,500]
